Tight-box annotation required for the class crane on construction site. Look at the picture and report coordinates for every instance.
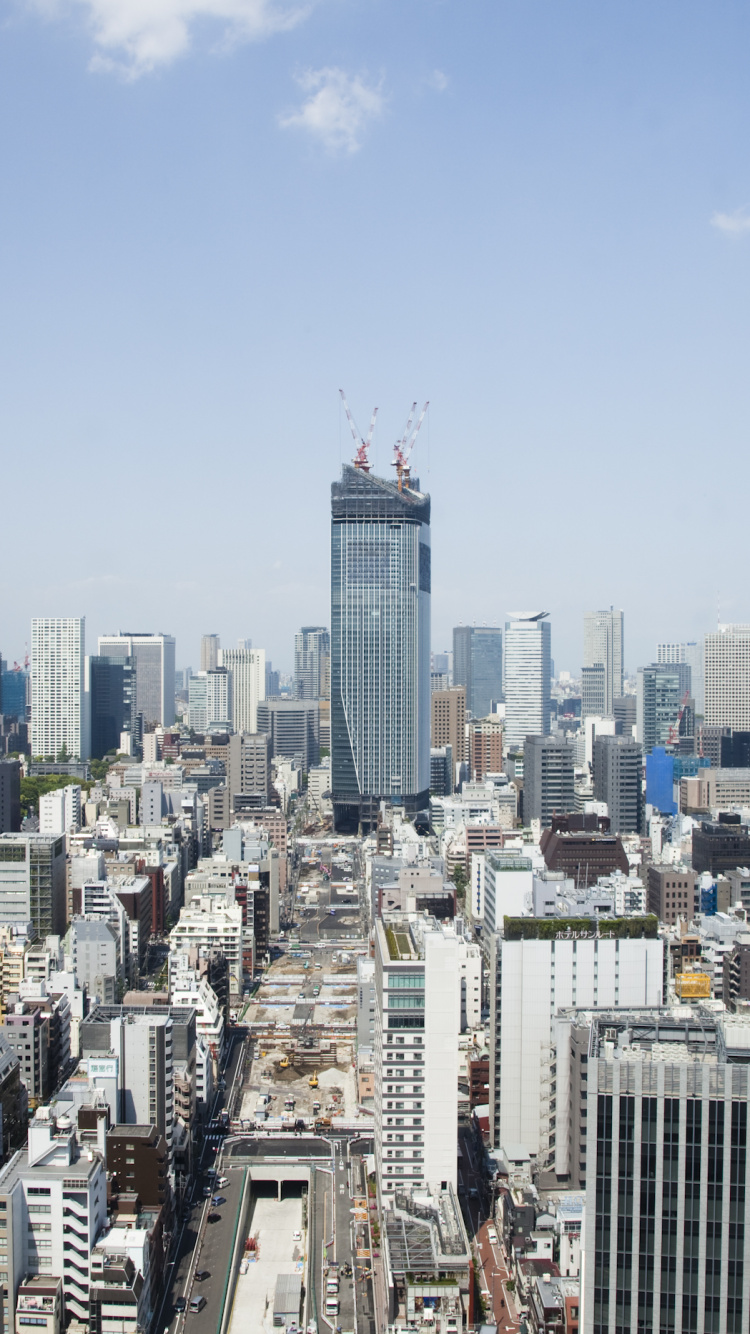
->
[667,690,691,747]
[392,400,429,490]
[339,389,378,472]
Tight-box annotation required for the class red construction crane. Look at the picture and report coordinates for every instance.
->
[339,389,378,472]
[392,400,429,490]
[667,690,691,747]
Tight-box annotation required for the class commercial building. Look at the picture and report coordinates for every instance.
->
[523,735,575,828]
[646,864,697,925]
[488,920,663,1160]
[723,940,750,1011]
[576,1006,750,1334]
[452,625,503,718]
[216,648,265,733]
[31,618,86,760]
[256,699,320,769]
[429,747,453,797]
[658,638,705,714]
[97,634,176,728]
[592,734,643,834]
[645,745,676,815]
[0,762,20,834]
[430,687,465,776]
[705,623,750,729]
[539,827,630,886]
[503,613,552,748]
[200,635,220,672]
[187,669,232,731]
[294,627,330,700]
[0,835,66,937]
[373,915,459,1196]
[692,817,750,876]
[86,656,135,759]
[583,608,624,717]
[331,463,431,832]
[636,661,690,754]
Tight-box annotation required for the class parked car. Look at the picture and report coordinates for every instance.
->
[189,1297,206,1313]
[173,1297,186,1312]
[207,1212,221,1224]
[195,1271,210,1282]
[211,1196,226,1206]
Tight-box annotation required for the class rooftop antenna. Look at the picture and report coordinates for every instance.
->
[339,390,378,473]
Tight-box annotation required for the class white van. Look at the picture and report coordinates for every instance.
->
[326,1278,339,1295]
[325,1298,339,1317]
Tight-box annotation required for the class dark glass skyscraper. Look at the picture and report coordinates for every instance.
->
[331,464,431,833]
[88,656,135,759]
[452,625,503,718]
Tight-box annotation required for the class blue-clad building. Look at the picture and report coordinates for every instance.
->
[646,746,676,814]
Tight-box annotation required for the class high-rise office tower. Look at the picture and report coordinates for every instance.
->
[592,733,643,833]
[636,661,691,753]
[373,914,459,1196]
[86,655,135,759]
[97,633,176,728]
[658,638,705,715]
[256,699,320,770]
[31,617,86,759]
[200,634,220,671]
[217,648,265,732]
[294,627,330,700]
[583,608,623,717]
[187,667,232,731]
[705,624,750,730]
[523,735,575,827]
[575,1006,750,1334]
[331,464,431,832]
[452,626,503,718]
[503,613,551,748]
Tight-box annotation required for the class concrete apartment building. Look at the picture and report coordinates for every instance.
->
[523,735,575,827]
[592,734,643,834]
[31,618,87,761]
[467,715,504,781]
[38,785,81,837]
[217,648,265,733]
[373,915,460,1197]
[227,732,271,814]
[430,687,465,776]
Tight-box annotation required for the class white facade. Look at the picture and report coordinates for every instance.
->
[489,933,664,1159]
[97,634,176,728]
[503,613,552,748]
[0,1110,108,1323]
[187,669,232,731]
[31,618,86,760]
[217,648,265,733]
[469,852,485,922]
[39,785,81,836]
[704,624,750,729]
[169,896,243,994]
[374,916,459,1196]
[483,852,533,932]
[583,609,624,715]
[169,954,224,1105]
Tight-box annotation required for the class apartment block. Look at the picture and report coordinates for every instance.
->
[430,687,466,774]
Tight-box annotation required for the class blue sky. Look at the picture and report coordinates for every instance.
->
[2,0,750,675]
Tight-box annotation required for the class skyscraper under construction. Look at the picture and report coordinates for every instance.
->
[330,458,431,833]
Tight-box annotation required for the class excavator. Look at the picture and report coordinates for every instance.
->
[309,1072,319,1089]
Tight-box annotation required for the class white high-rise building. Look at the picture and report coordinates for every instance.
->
[31,618,86,760]
[657,638,704,714]
[217,648,265,733]
[187,668,232,731]
[583,608,623,716]
[39,784,81,835]
[502,612,552,748]
[704,624,750,729]
[373,914,459,1196]
[488,926,663,1159]
[97,633,176,727]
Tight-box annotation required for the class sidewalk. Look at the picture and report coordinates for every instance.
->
[475,1221,520,1333]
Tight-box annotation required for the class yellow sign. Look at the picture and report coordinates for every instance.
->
[676,972,711,999]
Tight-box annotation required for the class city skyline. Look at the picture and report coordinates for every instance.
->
[3,4,750,677]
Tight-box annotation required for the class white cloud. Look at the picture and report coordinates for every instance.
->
[279,67,384,153]
[28,0,310,78]
[711,206,750,237]
[425,68,448,92]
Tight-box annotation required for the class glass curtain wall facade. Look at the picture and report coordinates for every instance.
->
[453,626,503,718]
[331,465,430,832]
